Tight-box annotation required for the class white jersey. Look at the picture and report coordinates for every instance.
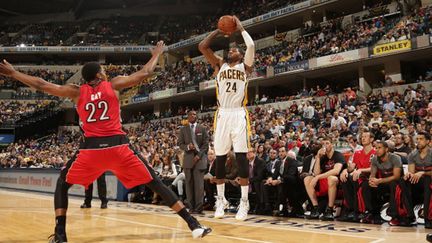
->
[216,62,248,108]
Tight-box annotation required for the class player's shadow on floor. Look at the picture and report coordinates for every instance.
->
[75,232,192,242]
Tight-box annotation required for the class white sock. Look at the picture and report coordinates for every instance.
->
[216,184,225,199]
[241,185,249,201]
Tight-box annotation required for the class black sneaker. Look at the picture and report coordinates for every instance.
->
[101,202,108,209]
[358,211,369,221]
[362,213,384,225]
[398,217,416,227]
[306,206,320,219]
[48,227,67,243]
[347,211,359,222]
[320,207,334,221]
[427,233,432,242]
[426,220,432,229]
[372,214,384,225]
[80,203,91,209]
[360,212,374,224]
[338,211,356,222]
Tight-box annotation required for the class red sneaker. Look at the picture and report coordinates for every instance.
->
[389,217,400,226]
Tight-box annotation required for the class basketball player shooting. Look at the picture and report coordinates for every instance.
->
[0,41,211,243]
[198,16,255,221]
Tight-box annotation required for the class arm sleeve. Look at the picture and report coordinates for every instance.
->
[241,30,255,67]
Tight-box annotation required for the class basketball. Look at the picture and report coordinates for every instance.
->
[217,15,236,35]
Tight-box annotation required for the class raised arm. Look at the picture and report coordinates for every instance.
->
[198,30,224,70]
[233,16,255,73]
[0,60,80,102]
[111,41,165,91]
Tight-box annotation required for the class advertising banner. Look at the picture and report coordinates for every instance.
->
[274,60,309,74]
[373,40,411,55]
[316,49,360,67]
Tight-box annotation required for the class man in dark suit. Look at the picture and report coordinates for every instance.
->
[264,147,303,217]
[246,147,266,213]
[261,149,279,214]
[178,110,209,214]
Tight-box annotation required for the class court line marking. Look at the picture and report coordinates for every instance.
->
[0,209,271,243]
[106,202,386,241]
[0,189,386,242]
[370,239,386,243]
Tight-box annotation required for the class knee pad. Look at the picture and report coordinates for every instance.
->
[236,153,248,178]
[215,155,227,179]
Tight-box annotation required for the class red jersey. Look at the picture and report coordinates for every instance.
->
[352,148,375,169]
[76,80,126,137]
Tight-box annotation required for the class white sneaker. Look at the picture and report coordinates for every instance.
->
[214,196,229,219]
[191,226,212,239]
[235,199,249,221]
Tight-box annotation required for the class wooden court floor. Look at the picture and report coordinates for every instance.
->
[0,189,429,243]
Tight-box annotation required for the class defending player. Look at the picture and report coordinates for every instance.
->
[0,41,211,243]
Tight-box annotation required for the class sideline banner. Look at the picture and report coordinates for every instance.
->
[0,169,118,199]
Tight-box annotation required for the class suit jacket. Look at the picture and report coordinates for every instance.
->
[178,123,209,169]
[249,157,266,184]
[264,158,280,179]
[272,156,299,183]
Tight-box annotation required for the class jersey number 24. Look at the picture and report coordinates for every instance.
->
[225,81,237,93]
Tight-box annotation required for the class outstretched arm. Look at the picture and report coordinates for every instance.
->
[198,30,224,70]
[111,41,165,91]
[234,16,255,73]
[0,60,80,102]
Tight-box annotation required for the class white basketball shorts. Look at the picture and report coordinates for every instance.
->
[213,107,251,156]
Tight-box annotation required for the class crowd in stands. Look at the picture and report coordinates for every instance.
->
[110,13,401,98]
[0,69,75,91]
[84,17,158,46]
[380,5,432,43]
[0,130,79,168]
[136,4,432,96]
[6,21,92,47]
[125,3,414,97]
[255,14,400,73]
[103,61,213,97]
[0,100,59,127]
